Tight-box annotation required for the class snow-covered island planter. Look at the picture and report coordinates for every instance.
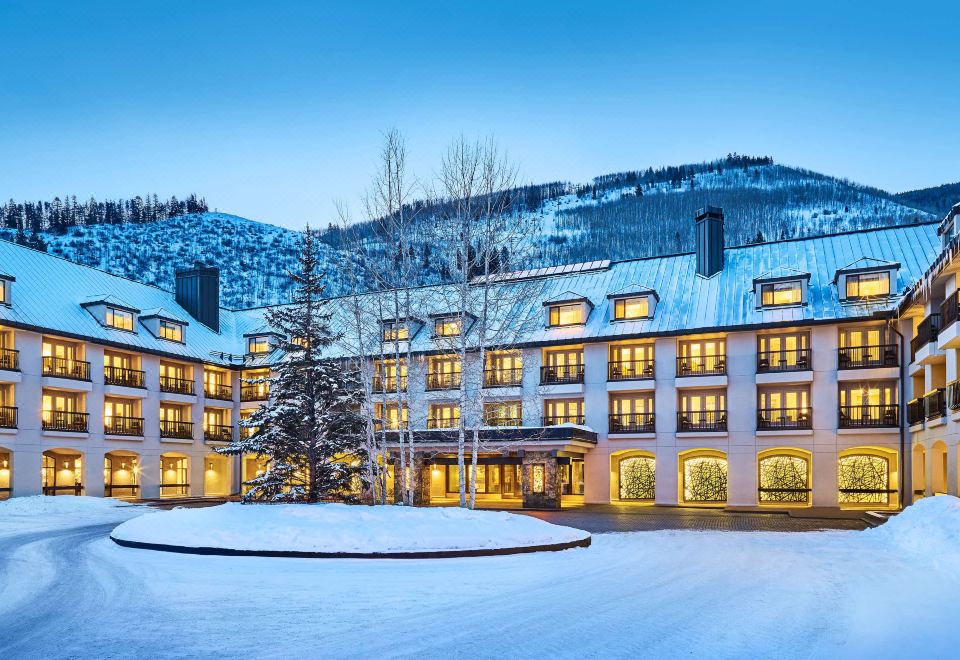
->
[110,503,592,558]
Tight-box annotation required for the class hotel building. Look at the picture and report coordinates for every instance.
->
[0,206,952,510]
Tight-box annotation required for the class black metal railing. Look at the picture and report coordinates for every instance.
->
[104,365,145,388]
[104,415,144,436]
[542,414,585,426]
[948,380,960,411]
[427,417,458,429]
[676,355,726,376]
[159,483,190,496]
[677,410,727,432]
[925,388,946,420]
[907,398,925,426]
[911,314,942,360]
[373,419,409,431]
[105,484,140,497]
[204,382,233,401]
[42,410,89,432]
[484,368,523,387]
[609,412,655,433]
[426,372,461,391]
[756,407,812,430]
[838,344,898,369]
[43,484,83,496]
[204,424,233,443]
[483,416,523,427]
[608,359,655,381]
[940,291,959,331]
[160,419,194,439]
[540,364,585,385]
[240,384,270,401]
[838,405,899,428]
[42,356,91,380]
[372,376,407,393]
[0,406,16,429]
[756,348,811,373]
[0,347,19,371]
[160,375,194,395]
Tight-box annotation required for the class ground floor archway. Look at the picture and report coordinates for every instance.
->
[160,452,190,497]
[838,446,899,509]
[104,450,140,498]
[912,444,926,500]
[930,441,948,496]
[757,448,811,506]
[204,453,232,497]
[611,450,655,502]
[679,449,728,506]
[42,449,84,495]
[0,446,10,500]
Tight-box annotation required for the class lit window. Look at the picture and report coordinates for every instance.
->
[613,297,649,320]
[434,318,462,337]
[106,308,134,331]
[0,280,9,305]
[761,281,802,307]
[846,272,890,299]
[248,336,271,354]
[549,304,583,326]
[382,322,409,342]
[159,320,183,342]
[291,336,310,348]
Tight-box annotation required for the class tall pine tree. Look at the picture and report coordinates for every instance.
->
[218,227,367,502]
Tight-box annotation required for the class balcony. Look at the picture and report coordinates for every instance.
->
[104,365,145,388]
[838,404,899,429]
[677,410,727,432]
[910,314,942,362]
[374,420,409,432]
[542,414,585,426]
[204,382,233,401]
[104,415,144,436]
[204,424,233,443]
[426,372,461,391]
[838,344,898,370]
[676,355,725,377]
[924,388,946,420]
[0,405,16,428]
[160,419,194,439]
[42,356,91,381]
[427,417,458,429]
[372,376,407,393]
[756,349,810,373]
[948,380,960,412]
[540,364,584,385]
[907,398,925,426]
[240,384,270,402]
[160,375,194,395]
[609,412,655,433]
[483,416,523,427]
[941,291,959,335]
[756,407,811,431]
[608,359,655,381]
[42,410,89,432]
[0,347,19,371]
[484,368,523,388]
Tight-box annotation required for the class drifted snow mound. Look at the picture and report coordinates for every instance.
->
[111,503,591,555]
[0,495,134,516]
[867,495,960,558]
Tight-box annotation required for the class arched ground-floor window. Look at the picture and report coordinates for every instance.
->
[613,452,655,501]
[757,449,811,505]
[0,447,11,500]
[43,448,84,495]
[104,450,140,498]
[838,447,899,508]
[912,444,926,500]
[679,450,727,505]
[160,453,190,497]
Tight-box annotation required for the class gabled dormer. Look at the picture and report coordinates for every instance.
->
[81,294,139,332]
[140,307,189,343]
[834,258,899,302]
[753,267,810,309]
[606,285,658,321]
[429,312,475,339]
[0,272,14,307]
[244,325,284,355]
[381,317,423,343]
[544,291,592,328]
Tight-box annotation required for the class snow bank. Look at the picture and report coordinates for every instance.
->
[867,495,960,560]
[111,503,590,554]
[0,495,134,516]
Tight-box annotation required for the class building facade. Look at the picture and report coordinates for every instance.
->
[0,206,950,510]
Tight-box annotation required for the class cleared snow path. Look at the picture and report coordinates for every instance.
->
[0,500,958,659]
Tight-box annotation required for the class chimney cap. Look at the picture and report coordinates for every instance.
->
[176,262,220,277]
[695,206,724,222]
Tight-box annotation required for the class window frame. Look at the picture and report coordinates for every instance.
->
[845,271,891,300]
[548,303,585,327]
[105,307,135,332]
[158,319,184,343]
[760,280,803,307]
[612,296,651,321]
[247,336,271,354]
[433,317,462,337]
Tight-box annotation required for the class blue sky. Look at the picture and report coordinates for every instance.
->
[1,0,958,229]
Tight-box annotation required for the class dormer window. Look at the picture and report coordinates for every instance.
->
[0,274,12,306]
[383,321,409,342]
[248,336,271,354]
[159,320,184,342]
[846,271,890,299]
[760,281,802,307]
[106,307,135,331]
[549,304,584,327]
[435,317,462,337]
[613,296,650,320]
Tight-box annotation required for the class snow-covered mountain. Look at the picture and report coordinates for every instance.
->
[1,157,949,308]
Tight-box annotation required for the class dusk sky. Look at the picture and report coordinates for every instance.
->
[1,0,958,229]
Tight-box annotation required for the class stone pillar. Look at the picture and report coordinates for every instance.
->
[521,451,560,509]
[11,447,41,497]
[84,447,106,497]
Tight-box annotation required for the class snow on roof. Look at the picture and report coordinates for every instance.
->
[753,266,811,283]
[140,307,190,324]
[543,290,592,305]
[80,293,140,312]
[0,222,943,364]
[606,283,658,300]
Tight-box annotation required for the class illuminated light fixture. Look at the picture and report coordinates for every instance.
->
[1,459,7,469]
[208,461,214,471]
[121,462,128,470]
[64,460,71,470]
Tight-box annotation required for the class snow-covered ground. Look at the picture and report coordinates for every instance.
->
[1,497,959,659]
[111,502,589,553]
